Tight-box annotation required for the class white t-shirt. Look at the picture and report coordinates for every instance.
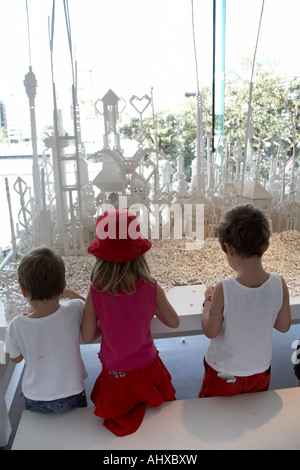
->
[205,272,283,376]
[5,299,88,400]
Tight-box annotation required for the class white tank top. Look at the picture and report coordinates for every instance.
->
[205,272,283,376]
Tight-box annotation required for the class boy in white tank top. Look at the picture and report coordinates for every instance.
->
[199,204,291,397]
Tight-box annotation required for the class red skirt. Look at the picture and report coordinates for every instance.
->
[91,355,176,436]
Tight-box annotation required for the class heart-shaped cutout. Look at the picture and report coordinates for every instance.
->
[129,94,151,115]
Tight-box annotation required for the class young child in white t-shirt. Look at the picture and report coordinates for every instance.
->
[5,247,88,413]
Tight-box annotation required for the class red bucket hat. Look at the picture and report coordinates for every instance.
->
[88,209,152,262]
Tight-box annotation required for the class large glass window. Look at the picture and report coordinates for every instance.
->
[0,0,299,249]
[226,0,299,79]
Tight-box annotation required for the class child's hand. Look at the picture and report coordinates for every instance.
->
[205,285,214,297]
[60,288,84,300]
[60,288,74,299]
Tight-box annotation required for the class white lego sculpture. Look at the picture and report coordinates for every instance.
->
[5,81,299,259]
[3,0,299,261]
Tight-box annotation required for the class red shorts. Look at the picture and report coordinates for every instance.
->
[91,355,176,436]
[199,359,271,398]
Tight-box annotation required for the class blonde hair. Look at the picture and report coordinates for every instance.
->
[91,253,155,296]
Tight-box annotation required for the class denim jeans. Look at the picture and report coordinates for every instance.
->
[24,390,87,413]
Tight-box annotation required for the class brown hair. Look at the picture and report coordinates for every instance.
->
[218,204,270,258]
[18,247,65,301]
[90,253,155,296]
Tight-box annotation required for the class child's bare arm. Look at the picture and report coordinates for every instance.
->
[155,284,180,328]
[60,287,85,301]
[10,354,23,363]
[274,276,291,333]
[201,281,224,339]
[81,291,101,343]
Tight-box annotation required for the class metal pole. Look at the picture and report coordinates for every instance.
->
[212,0,216,153]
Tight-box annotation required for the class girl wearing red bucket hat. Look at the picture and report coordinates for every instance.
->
[82,209,180,436]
